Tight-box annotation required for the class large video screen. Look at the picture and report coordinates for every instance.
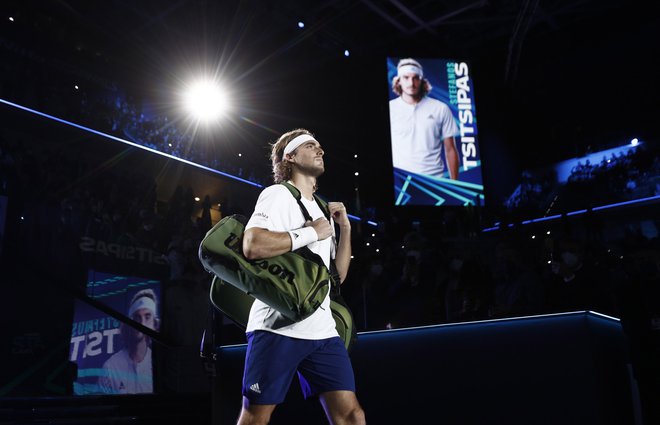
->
[387,57,485,206]
[69,270,161,395]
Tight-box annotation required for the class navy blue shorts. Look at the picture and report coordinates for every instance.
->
[242,331,356,405]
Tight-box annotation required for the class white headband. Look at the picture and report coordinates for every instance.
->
[283,134,316,156]
[129,296,157,318]
[397,64,423,78]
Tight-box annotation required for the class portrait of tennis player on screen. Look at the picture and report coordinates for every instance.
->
[387,57,485,206]
[70,271,160,395]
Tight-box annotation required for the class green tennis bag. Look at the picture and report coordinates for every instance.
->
[199,214,331,323]
[209,275,356,352]
[208,276,254,327]
[329,295,356,352]
[199,182,357,351]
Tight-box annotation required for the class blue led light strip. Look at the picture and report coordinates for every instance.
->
[421,177,484,199]
[591,194,660,211]
[1,98,373,224]
[395,175,413,206]
[483,195,660,232]
[394,171,446,205]
[416,174,483,204]
[426,172,485,191]
[219,310,619,348]
[0,98,263,187]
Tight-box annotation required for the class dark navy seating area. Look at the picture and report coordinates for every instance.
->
[215,311,638,425]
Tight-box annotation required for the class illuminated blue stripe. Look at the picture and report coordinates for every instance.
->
[355,311,619,336]
[77,368,107,378]
[346,214,371,225]
[566,209,588,216]
[422,182,468,205]
[395,175,413,206]
[416,175,483,203]
[395,170,484,205]
[425,174,484,191]
[392,186,410,205]
[1,98,374,226]
[394,172,446,205]
[88,281,155,298]
[418,175,482,198]
[0,98,263,188]
[219,310,618,348]
[78,368,152,383]
[482,194,660,232]
[355,311,613,335]
[405,175,470,204]
[521,214,562,224]
[588,310,620,321]
[73,382,104,395]
[87,277,127,288]
[591,194,660,211]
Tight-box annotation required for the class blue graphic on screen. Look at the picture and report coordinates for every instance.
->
[387,57,485,206]
[69,270,161,395]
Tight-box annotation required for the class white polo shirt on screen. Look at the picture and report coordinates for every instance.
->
[99,347,153,394]
[389,96,459,176]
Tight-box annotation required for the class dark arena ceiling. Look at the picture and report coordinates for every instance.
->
[1,0,658,205]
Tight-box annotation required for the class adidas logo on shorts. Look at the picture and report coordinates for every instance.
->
[250,383,261,394]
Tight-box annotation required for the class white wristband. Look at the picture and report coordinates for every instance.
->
[288,227,318,251]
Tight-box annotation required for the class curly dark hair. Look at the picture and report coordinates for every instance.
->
[270,128,314,184]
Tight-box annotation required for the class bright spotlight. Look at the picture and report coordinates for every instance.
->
[184,80,229,121]
[344,49,350,57]
[630,138,639,146]
[298,21,305,28]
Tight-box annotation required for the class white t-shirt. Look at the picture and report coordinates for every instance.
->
[244,184,338,340]
[98,347,153,394]
[389,96,459,176]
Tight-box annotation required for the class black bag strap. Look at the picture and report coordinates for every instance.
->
[280,182,341,295]
[199,303,217,377]
[280,181,331,222]
[280,182,356,350]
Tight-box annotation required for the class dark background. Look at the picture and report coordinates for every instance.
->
[1,0,657,211]
[1,1,659,421]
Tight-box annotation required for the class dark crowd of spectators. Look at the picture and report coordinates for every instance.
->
[4,123,659,335]
[81,93,269,187]
[348,213,660,330]
[346,207,660,422]
[0,45,269,188]
[503,169,557,215]
[3,111,660,411]
[504,143,660,216]
[558,144,660,211]
[2,41,659,408]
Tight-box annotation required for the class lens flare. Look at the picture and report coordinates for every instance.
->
[184,80,229,121]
